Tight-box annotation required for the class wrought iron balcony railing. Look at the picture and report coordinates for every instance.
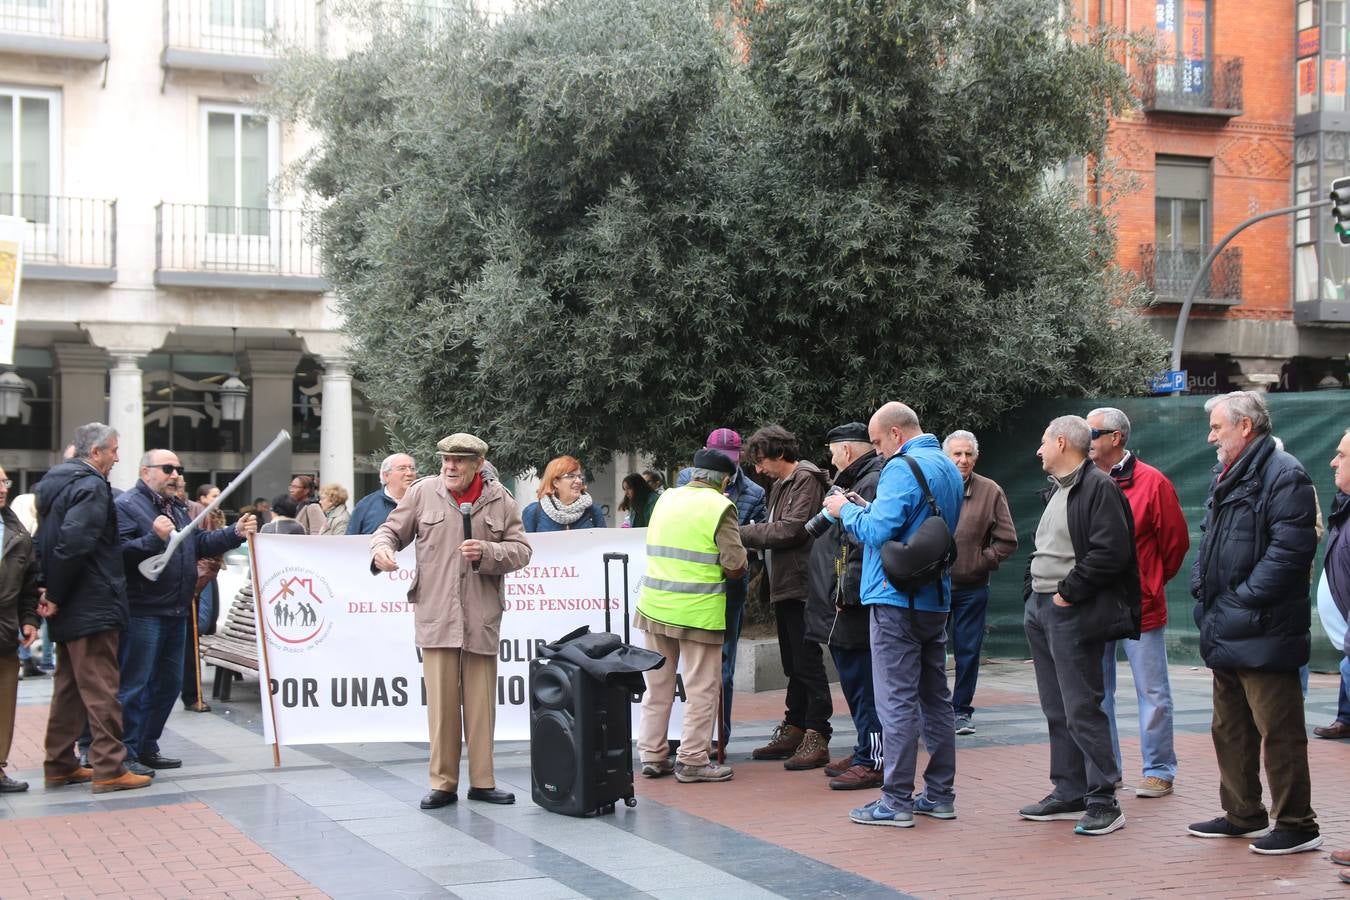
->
[1,194,116,282]
[162,0,322,74]
[155,202,327,291]
[1139,245,1242,304]
[0,0,108,60]
[1139,54,1244,117]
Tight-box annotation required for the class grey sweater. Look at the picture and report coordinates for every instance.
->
[1029,468,1081,595]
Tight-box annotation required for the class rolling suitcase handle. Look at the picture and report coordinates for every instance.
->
[602,552,630,645]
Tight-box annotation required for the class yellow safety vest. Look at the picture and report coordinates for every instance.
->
[637,484,735,631]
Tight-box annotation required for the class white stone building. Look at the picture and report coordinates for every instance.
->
[0,0,373,503]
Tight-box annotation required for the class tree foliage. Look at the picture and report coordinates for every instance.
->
[273,0,1166,473]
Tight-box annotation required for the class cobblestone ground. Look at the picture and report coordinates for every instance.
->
[2,659,1347,898]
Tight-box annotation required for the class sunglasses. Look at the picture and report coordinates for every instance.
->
[1089,429,1118,441]
[155,464,185,475]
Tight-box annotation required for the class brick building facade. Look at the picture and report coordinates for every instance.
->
[1092,0,1348,393]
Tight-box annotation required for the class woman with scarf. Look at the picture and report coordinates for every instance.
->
[523,456,606,532]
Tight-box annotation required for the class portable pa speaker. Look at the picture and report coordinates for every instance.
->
[529,656,636,817]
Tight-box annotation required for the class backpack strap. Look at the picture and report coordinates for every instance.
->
[898,453,950,613]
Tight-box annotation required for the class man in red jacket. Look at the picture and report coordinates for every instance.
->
[1088,408,1189,800]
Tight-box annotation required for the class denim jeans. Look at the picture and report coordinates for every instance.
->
[871,604,955,811]
[1338,655,1350,724]
[948,585,989,718]
[720,575,747,739]
[117,615,188,758]
[1102,626,1177,781]
[17,620,53,668]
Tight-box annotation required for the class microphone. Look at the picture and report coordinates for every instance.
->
[459,502,479,571]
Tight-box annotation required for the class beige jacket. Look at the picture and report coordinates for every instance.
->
[371,475,532,654]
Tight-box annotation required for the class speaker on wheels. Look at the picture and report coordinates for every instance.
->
[529,656,636,817]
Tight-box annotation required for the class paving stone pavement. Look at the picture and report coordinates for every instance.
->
[1,658,1348,898]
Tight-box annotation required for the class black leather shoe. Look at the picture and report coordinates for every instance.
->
[124,760,157,777]
[139,753,182,770]
[420,789,457,809]
[467,787,515,805]
[0,774,29,793]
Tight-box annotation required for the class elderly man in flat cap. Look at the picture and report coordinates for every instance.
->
[371,433,532,809]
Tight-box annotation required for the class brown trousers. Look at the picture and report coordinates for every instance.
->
[44,630,127,780]
[423,647,496,793]
[1211,667,1317,832]
[0,654,17,772]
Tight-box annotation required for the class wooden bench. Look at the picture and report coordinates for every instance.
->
[200,583,259,702]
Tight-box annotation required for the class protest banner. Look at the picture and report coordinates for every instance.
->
[251,529,689,747]
[0,214,24,366]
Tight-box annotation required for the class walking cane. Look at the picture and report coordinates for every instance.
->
[715,681,726,765]
[188,589,204,711]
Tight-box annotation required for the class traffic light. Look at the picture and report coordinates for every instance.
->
[1331,176,1350,245]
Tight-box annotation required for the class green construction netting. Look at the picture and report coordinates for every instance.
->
[973,392,1350,670]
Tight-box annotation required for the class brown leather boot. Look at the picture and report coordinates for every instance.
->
[751,722,804,760]
[91,770,153,794]
[824,753,855,777]
[829,764,884,790]
[784,729,829,770]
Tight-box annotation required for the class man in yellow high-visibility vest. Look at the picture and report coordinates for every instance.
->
[636,448,748,783]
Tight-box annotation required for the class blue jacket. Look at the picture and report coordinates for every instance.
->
[117,481,244,618]
[348,488,398,535]
[839,434,963,613]
[523,500,606,532]
[676,466,766,526]
[1325,491,1350,655]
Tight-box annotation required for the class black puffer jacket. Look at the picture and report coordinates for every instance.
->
[805,451,884,649]
[1191,435,1317,671]
[1024,459,1141,643]
[33,460,127,642]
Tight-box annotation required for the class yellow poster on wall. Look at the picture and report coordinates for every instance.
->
[0,216,25,366]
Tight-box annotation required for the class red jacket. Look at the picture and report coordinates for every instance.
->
[1110,453,1189,633]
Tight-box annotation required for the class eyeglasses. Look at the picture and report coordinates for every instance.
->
[155,464,185,475]
[390,464,417,473]
[559,472,586,482]
[0,479,10,488]
[1089,429,1118,441]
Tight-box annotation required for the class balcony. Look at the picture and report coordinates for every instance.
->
[155,202,327,292]
[1139,55,1244,118]
[161,0,323,77]
[4,194,116,283]
[1139,245,1243,305]
[0,0,108,61]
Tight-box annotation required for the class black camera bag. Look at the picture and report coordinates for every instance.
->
[880,455,957,600]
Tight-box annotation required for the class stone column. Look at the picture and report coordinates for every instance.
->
[52,343,109,451]
[82,323,172,491]
[106,352,146,491]
[243,349,302,502]
[318,356,354,499]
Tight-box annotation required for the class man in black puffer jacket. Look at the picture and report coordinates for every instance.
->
[33,423,149,794]
[805,423,885,791]
[1188,391,1320,856]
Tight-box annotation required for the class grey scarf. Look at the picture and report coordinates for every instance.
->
[541,492,594,526]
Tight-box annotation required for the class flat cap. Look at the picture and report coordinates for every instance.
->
[436,432,488,457]
[692,448,737,475]
[825,422,870,444]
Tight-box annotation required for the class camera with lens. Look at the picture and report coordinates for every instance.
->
[804,485,853,539]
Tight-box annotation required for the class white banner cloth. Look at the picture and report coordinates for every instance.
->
[251,530,690,745]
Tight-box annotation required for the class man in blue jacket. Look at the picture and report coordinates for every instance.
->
[348,453,418,535]
[823,401,962,827]
[115,449,255,770]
